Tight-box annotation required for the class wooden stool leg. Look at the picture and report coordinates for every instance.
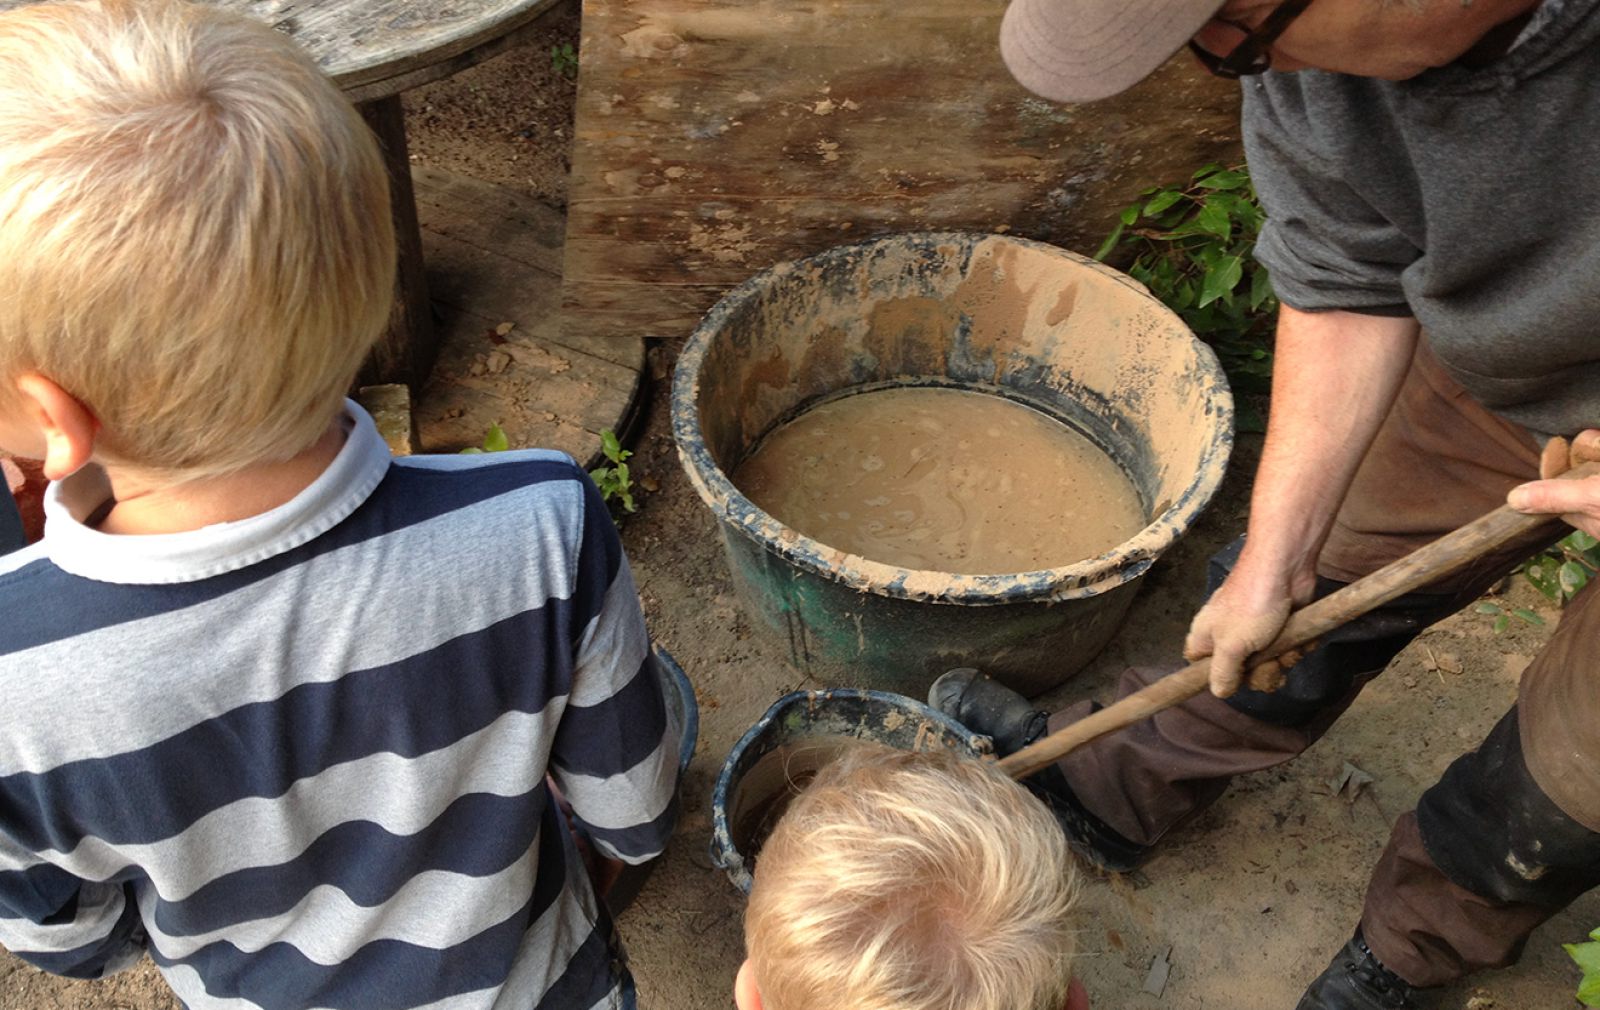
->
[358,95,439,390]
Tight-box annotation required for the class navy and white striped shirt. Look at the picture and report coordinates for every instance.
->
[0,404,679,1009]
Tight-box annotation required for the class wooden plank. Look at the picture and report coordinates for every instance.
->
[413,166,566,277]
[226,0,565,94]
[0,0,569,99]
[415,316,641,458]
[411,167,643,369]
[339,4,573,104]
[411,168,643,462]
[562,0,1242,341]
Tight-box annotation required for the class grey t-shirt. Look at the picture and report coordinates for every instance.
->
[1242,0,1600,438]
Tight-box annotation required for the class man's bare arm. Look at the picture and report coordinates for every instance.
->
[1187,304,1420,696]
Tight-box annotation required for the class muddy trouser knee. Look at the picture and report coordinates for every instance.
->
[1047,339,1546,850]
[1359,704,1600,987]
[1358,564,1600,987]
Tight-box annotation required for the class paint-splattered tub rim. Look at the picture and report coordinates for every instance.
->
[671,231,1234,606]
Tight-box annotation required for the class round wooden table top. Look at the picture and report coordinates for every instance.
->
[0,0,565,100]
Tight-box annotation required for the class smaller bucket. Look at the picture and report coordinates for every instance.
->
[655,645,700,777]
[710,689,992,893]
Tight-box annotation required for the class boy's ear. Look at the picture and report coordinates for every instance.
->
[734,960,764,1010]
[13,373,98,480]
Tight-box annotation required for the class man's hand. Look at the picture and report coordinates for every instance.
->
[1184,559,1316,698]
[1507,430,1600,538]
[1185,306,1417,699]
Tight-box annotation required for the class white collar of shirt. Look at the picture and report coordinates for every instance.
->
[41,400,392,585]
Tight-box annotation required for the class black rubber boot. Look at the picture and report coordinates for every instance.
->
[927,668,1047,756]
[929,670,1148,873]
[1297,931,1423,1010]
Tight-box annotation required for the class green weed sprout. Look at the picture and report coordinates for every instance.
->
[551,43,578,80]
[1477,530,1598,632]
[459,424,510,454]
[1522,530,1599,605]
[1568,927,1600,1006]
[589,430,636,514]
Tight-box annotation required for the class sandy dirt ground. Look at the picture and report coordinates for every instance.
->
[3,20,1595,1010]
[611,344,1597,1010]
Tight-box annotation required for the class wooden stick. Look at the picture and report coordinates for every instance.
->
[998,460,1600,780]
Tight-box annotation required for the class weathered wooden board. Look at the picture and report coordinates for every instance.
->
[562,1,1242,342]
[0,0,569,99]
[411,167,645,464]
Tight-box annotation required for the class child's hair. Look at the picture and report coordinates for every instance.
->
[0,0,394,480]
[745,741,1079,1010]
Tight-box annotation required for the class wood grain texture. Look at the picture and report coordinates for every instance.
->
[562,0,1242,341]
[0,0,567,98]
[410,166,645,465]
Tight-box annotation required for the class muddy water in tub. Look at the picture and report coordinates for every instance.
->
[732,387,1146,574]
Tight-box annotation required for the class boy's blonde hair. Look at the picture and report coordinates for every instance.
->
[0,0,394,480]
[745,742,1079,1010]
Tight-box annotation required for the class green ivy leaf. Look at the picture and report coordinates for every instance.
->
[1172,280,1197,310]
[1093,221,1126,262]
[1095,164,1274,402]
[1195,200,1232,241]
[1143,190,1185,217]
[1250,266,1275,311]
[1197,255,1244,308]
[1196,168,1250,190]
[1526,566,1563,602]
[1205,192,1242,220]
[1560,560,1590,599]
[1569,531,1599,552]
[1235,200,1266,231]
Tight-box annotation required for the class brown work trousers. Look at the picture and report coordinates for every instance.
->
[1051,342,1600,987]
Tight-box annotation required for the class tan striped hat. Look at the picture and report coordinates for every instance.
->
[1000,0,1228,103]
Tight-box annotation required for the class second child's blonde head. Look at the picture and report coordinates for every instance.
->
[745,742,1079,1010]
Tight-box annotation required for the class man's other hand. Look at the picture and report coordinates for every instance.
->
[1508,429,1600,539]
